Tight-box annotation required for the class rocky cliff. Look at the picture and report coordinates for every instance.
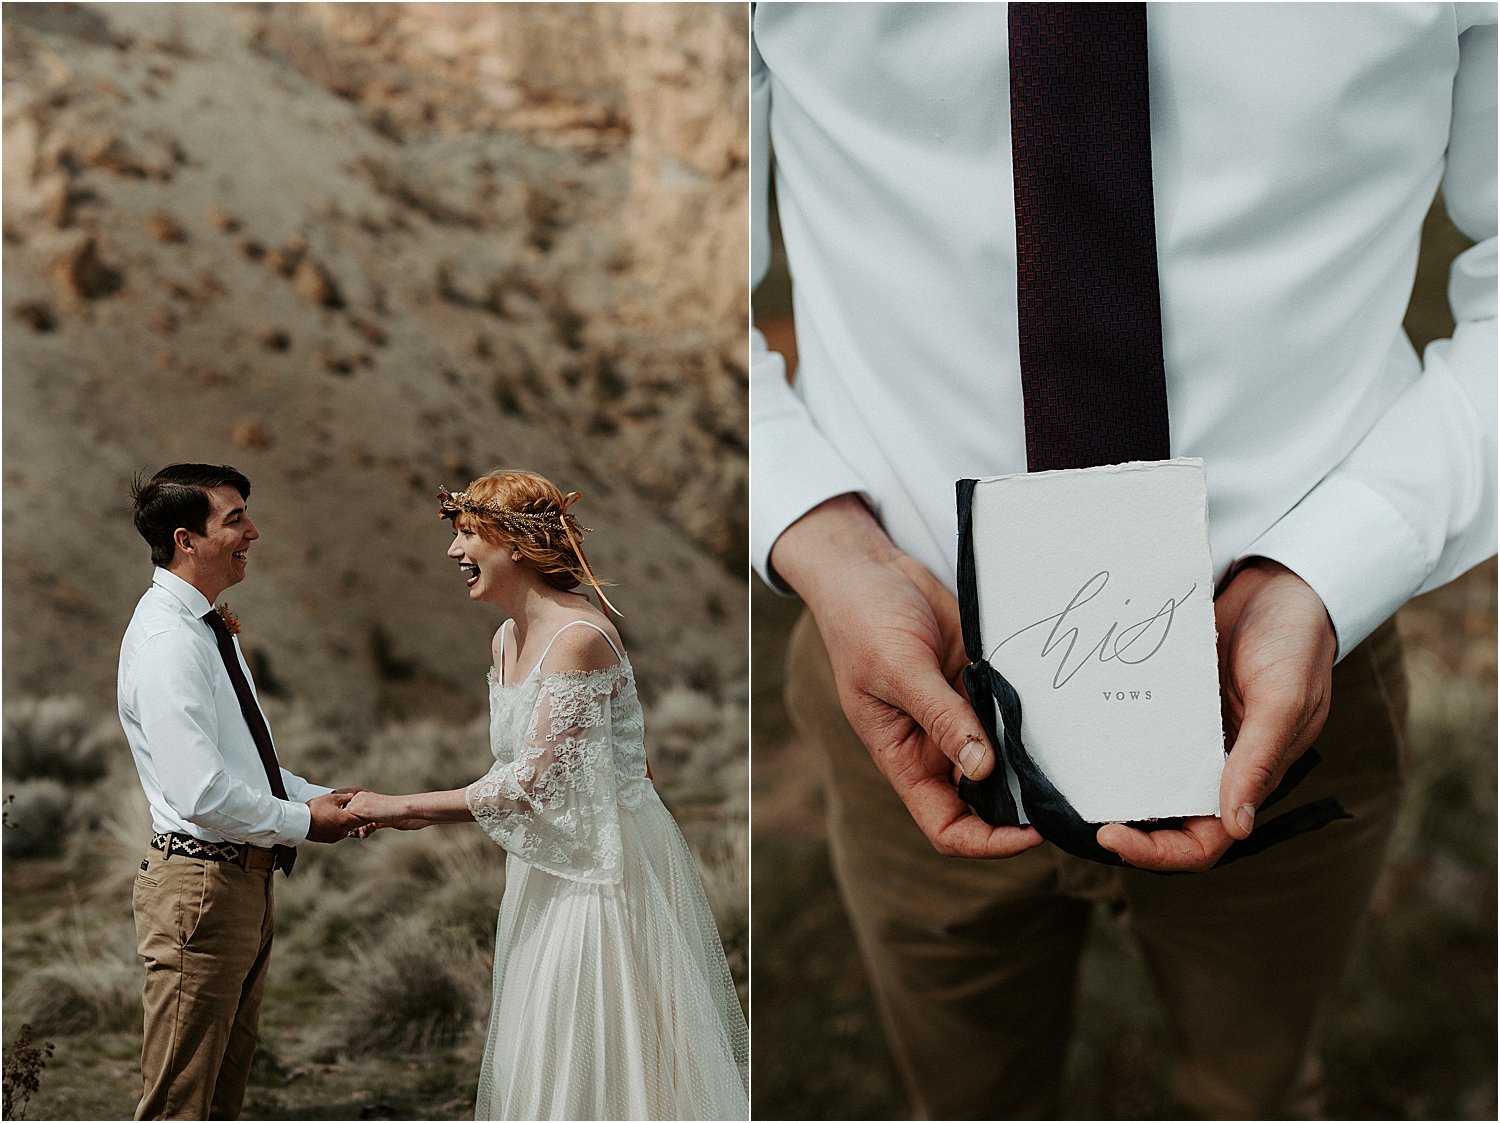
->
[2,2,749,735]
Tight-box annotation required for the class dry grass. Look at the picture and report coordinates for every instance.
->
[3,696,113,785]
[8,923,142,1038]
[321,917,487,1058]
[2,681,745,1119]
[2,781,71,860]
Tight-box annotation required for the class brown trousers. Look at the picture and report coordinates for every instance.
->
[785,611,1407,1120]
[133,848,275,1120]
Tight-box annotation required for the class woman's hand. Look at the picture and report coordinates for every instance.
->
[346,791,429,831]
[347,786,476,829]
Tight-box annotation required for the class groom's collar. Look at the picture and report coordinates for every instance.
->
[153,566,214,619]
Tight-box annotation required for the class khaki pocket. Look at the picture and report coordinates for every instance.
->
[135,853,160,892]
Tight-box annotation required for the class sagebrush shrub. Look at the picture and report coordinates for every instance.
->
[329,917,484,1056]
[3,697,111,785]
[11,925,142,1036]
[2,782,71,860]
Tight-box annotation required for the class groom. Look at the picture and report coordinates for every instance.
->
[119,463,363,1120]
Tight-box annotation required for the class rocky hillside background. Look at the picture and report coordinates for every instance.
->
[2,9,748,1112]
[3,1,749,729]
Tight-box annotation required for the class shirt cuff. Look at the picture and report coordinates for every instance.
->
[750,345,873,593]
[1236,475,1426,662]
[750,437,873,593]
[277,798,315,846]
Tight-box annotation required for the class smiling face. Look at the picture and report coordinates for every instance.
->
[447,523,523,605]
[173,484,258,602]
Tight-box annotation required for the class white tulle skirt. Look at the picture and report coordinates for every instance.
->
[474,793,749,1120]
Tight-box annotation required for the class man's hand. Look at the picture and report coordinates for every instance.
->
[328,788,378,835]
[1098,558,1338,871]
[305,790,361,843]
[771,495,1044,859]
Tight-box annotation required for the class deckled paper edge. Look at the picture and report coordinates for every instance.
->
[971,456,1227,823]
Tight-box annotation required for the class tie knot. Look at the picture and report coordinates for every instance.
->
[203,604,242,637]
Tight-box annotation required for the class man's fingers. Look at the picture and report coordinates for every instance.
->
[919,788,1043,859]
[937,820,1045,859]
[889,665,996,782]
[1218,707,1305,840]
[881,751,1042,858]
[1097,816,1232,872]
[1213,557,1337,842]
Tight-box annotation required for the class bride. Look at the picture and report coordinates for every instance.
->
[346,469,749,1121]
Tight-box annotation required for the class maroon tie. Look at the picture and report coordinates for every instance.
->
[203,609,296,874]
[1009,2,1170,471]
[960,5,1351,864]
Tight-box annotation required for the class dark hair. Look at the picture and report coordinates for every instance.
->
[131,464,251,568]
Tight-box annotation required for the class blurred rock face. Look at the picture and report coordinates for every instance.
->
[247,3,749,343]
[2,3,748,728]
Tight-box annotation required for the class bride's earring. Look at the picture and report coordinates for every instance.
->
[512,550,522,562]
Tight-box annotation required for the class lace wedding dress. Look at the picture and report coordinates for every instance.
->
[466,619,749,1121]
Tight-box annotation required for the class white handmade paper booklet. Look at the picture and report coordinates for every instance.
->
[967,458,1225,823]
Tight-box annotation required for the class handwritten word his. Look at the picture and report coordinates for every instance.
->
[993,571,1195,690]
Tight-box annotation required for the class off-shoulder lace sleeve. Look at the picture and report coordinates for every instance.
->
[466,663,627,883]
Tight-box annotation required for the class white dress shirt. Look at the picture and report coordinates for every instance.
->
[117,567,332,847]
[751,2,1497,660]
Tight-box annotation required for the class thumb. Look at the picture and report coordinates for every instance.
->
[1218,708,1294,840]
[897,663,995,782]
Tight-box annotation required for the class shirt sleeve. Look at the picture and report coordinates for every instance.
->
[750,30,873,593]
[1237,13,1498,660]
[279,769,334,804]
[465,663,627,884]
[130,630,313,846]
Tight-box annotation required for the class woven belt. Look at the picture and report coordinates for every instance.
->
[150,831,277,871]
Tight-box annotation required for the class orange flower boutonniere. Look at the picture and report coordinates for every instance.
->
[214,603,242,637]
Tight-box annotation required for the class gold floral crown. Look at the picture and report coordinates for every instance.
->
[436,486,591,539]
[437,485,621,617]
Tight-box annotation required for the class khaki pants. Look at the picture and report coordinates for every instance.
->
[133,848,276,1120]
[785,611,1407,1120]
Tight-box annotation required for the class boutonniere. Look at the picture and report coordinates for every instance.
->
[214,603,241,637]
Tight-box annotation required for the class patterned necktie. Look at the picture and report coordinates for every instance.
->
[1009,1,1170,470]
[202,609,296,874]
[958,6,1350,863]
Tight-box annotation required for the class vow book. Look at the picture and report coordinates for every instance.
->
[961,458,1225,824]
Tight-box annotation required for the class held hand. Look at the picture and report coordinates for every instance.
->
[346,790,428,831]
[351,820,426,834]
[326,788,371,836]
[1098,558,1337,871]
[305,790,361,843]
[771,495,1044,859]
